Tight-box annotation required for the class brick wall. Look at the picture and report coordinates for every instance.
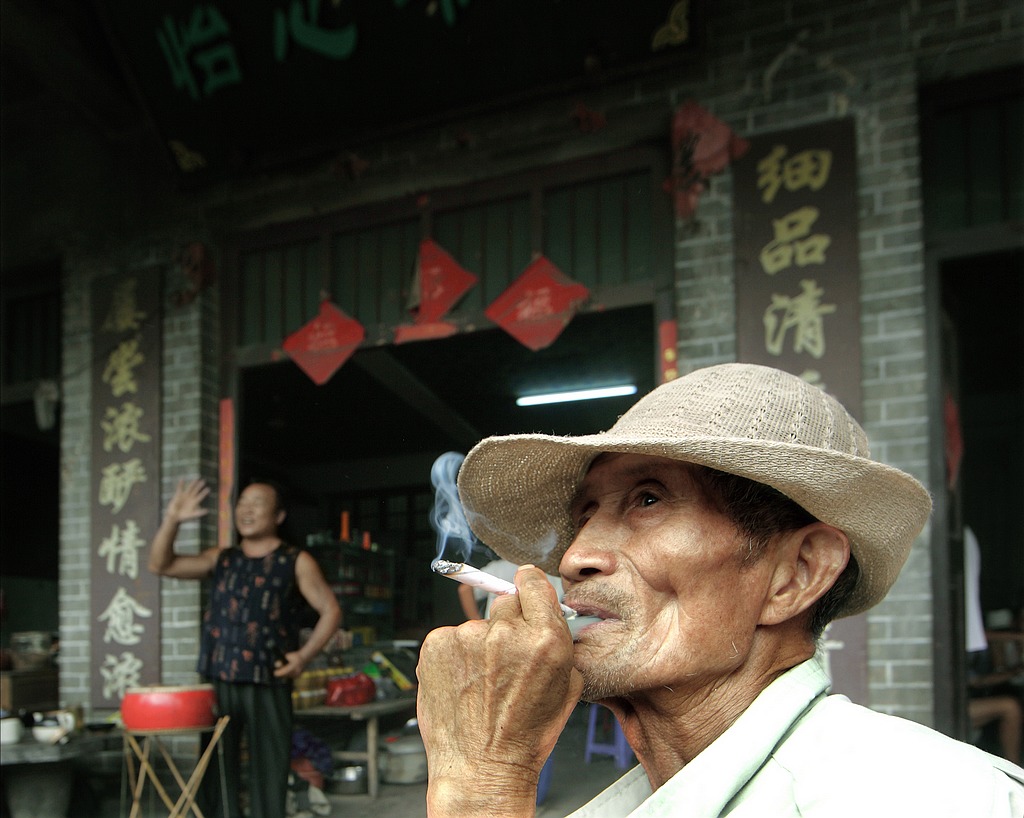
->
[57,259,94,711]
[617,0,1018,726]
[156,263,220,686]
[58,238,219,715]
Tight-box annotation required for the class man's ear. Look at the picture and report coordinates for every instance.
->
[276,509,287,527]
[759,523,850,627]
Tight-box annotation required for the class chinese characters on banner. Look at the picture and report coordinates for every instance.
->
[90,270,162,708]
[732,118,862,417]
[731,118,866,703]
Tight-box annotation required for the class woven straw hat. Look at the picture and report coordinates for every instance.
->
[457,362,932,618]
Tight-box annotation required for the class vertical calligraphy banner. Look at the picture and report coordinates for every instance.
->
[89,269,162,709]
[732,118,867,703]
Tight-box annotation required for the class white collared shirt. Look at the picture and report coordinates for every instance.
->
[568,658,1024,817]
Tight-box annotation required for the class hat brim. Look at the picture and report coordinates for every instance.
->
[457,431,932,618]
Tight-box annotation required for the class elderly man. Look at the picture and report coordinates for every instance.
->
[416,363,1024,817]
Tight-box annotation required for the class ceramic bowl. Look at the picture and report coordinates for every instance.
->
[32,723,65,743]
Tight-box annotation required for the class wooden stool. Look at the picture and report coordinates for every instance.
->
[122,716,230,818]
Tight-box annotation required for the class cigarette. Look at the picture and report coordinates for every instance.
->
[432,560,601,638]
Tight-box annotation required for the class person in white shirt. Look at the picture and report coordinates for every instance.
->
[416,363,1024,817]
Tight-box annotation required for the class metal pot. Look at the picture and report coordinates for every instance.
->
[328,764,367,795]
[379,731,427,784]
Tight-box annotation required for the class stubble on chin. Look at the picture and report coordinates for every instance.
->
[571,589,642,702]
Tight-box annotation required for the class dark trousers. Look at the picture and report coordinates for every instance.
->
[198,680,293,818]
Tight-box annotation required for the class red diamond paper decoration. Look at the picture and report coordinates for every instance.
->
[283,301,365,385]
[413,238,478,324]
[484,256,589,351]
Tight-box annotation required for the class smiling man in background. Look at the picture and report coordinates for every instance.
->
[149,478,341,818]
[416,363,1024,817]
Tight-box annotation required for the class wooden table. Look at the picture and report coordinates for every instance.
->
[298,696,417,798]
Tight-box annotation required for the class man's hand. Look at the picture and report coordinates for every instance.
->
[148,478,216,579]
[165,478,210,525]
[273,650,307,679]
[416,565,583,817]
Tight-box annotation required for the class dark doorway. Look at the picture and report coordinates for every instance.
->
[941,249,1024,613]
[237,304,658,637]
[940,247,1024,760]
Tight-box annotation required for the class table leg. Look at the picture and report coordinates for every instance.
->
[366,716,381,798]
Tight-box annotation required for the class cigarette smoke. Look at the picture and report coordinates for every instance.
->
[429,451,475,565]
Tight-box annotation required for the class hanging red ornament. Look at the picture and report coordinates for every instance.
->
[485,256,589,351]
[664,100,750,219]
[411,238,478,324]
[394,239,478,344]
[283,300,365,385]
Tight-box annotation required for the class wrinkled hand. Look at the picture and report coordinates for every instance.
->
[416,566,583,817]
[165,478,210,525]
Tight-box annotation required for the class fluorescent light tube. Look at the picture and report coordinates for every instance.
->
[516,384,637,407]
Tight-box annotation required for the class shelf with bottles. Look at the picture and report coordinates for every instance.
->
[305,527,396,640]
[307,530,393,577]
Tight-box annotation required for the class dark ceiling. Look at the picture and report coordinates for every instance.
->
[241,304,657,470]
[1,1,698,185]
[1,3,665,495]
[0,0,145,147]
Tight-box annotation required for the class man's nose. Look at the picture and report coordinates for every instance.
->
[559,515,619,583]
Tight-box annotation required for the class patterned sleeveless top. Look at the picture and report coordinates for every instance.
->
[197,543,301,684]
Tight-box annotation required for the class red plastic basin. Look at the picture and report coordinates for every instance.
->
[121,684,217,731]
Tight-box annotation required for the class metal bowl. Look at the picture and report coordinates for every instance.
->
[328,764,367,795]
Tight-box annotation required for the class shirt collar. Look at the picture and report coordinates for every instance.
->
[648,657,830,817]
[570,657,831,818]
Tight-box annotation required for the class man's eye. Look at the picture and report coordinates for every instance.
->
[573,507,593,531]
[637,492,659,507]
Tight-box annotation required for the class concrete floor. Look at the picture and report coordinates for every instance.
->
[324,703,632,818]
[76,702,634,817]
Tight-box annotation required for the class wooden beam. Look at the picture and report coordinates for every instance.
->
[352,347,481,450]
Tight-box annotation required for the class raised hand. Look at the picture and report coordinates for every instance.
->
[165,478,210,524]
